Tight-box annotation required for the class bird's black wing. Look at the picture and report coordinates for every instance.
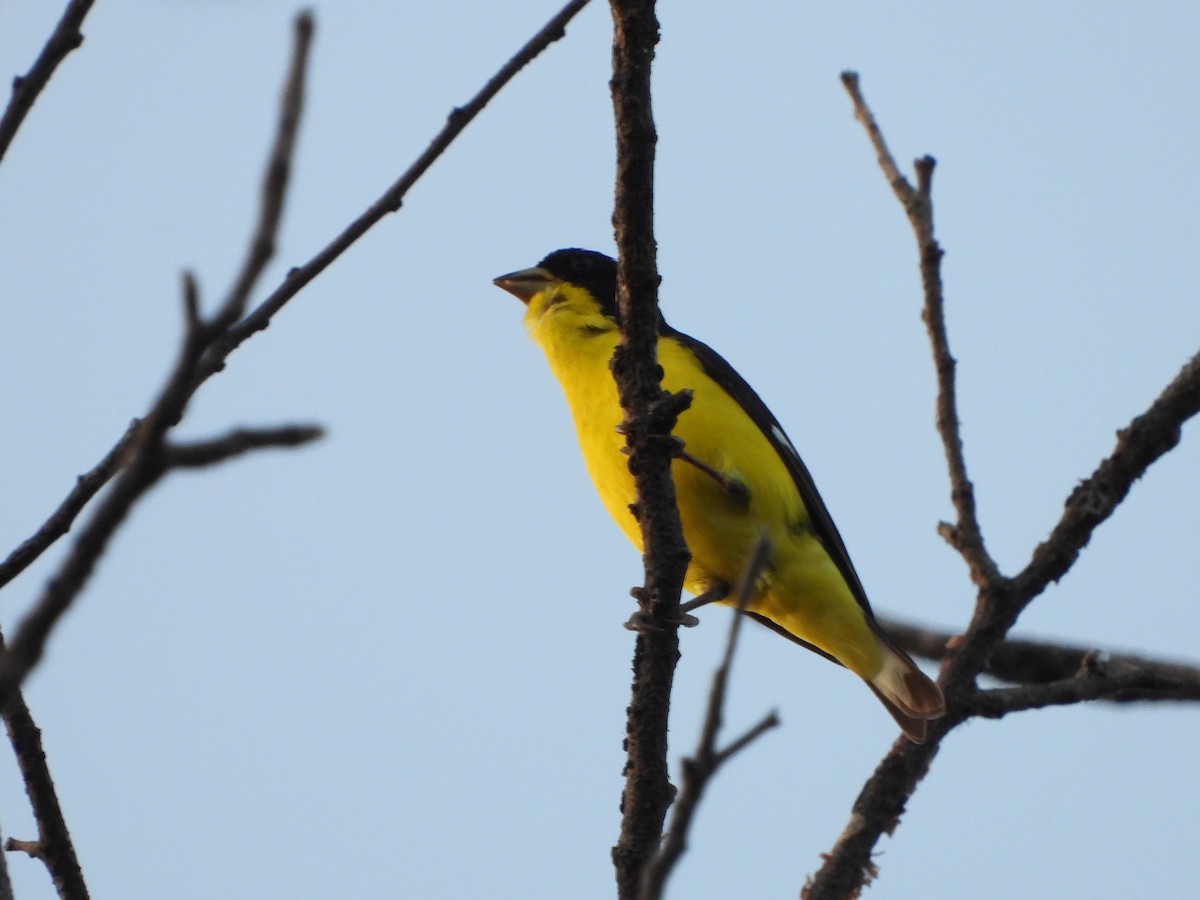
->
[661,323,878,620]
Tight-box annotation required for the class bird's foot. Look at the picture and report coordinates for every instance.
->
[623,609,701,633]
[622,582,731,633]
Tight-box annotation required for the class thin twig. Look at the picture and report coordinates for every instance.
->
[0,0,97,164]
[0,11,315,709]
[0,0,592,601]
[840,71,997,588]
[195,0,593,384]
[164,424,324,469]
[0,6,594,897]
[971,669,1185,719]
[639,537,779,900]
[1012,348,1200,609]
[0,419,140,592]
[214,10,313,329]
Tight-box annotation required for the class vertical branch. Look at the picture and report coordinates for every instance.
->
[839,71,997,589]
[607,2,692,898]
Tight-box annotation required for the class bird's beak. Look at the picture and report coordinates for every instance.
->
[493,266,558,304]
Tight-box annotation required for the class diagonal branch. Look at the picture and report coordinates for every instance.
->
[0,10,316,710]
[0,0,97,165]
[0,0,593,598]
[0,419,139,592]
[195,0,593,385]
[0,5,596,897]
[1012,349,1200,608]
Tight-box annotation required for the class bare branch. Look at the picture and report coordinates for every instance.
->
[880,616,1200,701]
[3,840,37,859]
[805,77,969,899]
[195,0,594,384]
[806,72,1200,900]
[838,72,909,203]
[0,5,595,896]
[0,0,97,165]
[0,419,139,592]
[2,665,89,899]
[164,424,324,469]
[182,271,201,334]
[2,1,592,602]
[0,11,316,708]
[215,10,314,328]
[971,668,1186,719]
[640,537,778,900]
[1012,348,1200,608]
[605,2,694,897]
[841,71,997,588]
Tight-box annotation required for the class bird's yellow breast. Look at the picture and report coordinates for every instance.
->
[505,251,941,738]
[524,284,811,599]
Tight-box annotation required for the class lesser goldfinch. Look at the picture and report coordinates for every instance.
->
[494,248,944,742]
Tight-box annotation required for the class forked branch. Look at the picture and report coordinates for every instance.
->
[804,73,1200,900]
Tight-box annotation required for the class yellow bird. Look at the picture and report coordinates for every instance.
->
[494,248,944,742]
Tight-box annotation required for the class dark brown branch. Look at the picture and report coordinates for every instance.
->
[805,76,965,900]
[607,3,692,898]
[940,350,1200,697]
[2,1,591,597]
[639,537,778,900]
[195,0,593,385]
[2,644,89,899]
[840,71,997,589]
[214,10,313,329]
[0,419,139,592]
[164,424,324,469]
[1012,348,1200,609]
[0,11,315,710]
[0,0,97,165]
[971,669,1186,719]
[805,73,1200,900]
[0,7,593,898]
[880,616,1200,701]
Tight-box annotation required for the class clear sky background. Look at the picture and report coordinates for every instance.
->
[2,2,1198,898]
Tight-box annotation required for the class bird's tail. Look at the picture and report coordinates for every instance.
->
[866,633,945,744]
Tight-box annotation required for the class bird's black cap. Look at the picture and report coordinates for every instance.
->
[538,248,619,320]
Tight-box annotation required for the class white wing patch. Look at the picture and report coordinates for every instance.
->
[771,424,800,462]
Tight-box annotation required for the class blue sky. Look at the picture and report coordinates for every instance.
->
[2,2,1198,897]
